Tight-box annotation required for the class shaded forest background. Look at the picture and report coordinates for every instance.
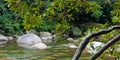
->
[0,0,119,35]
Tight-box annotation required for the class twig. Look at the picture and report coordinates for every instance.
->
[90,34,120,60]
[72,25,120,60]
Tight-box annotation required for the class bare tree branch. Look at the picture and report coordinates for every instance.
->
[90,34,120,60]
[72,25,120,60]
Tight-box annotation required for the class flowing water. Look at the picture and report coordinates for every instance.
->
[0,42,76,60]
[0,42,117,60]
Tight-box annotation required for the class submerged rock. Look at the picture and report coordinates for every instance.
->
[0,35,8,44]
[17,34,47,50]
[62,43,77,49]
[68,44,77,49]
[30,43,47,50]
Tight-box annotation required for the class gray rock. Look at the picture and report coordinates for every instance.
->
[62,34,69,39]
[0,35,8,44]
[7,36,13,40]
[30,43,47,50]
[62,43,77,49]
[67,38,74,43]
[17,34,45,49]
[68,44,77,49]
[67,38,78,43]
[40,32,53,43]
[26,29,37,34]
[13,34,19,40]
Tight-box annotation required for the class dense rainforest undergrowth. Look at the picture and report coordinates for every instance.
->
[1,0,119,35]
[0,0,120,60]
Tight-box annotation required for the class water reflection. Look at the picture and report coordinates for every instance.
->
[0,43,75,60]
[0,42,118,60]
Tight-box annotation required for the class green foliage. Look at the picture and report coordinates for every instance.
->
[55,20,70,34]
[72,27,82,36]
[3,0,104,33]
[0,0,23,34]
[2,0,120,35]
[36,20,56,32]
[111,0,120,23]
[106,44,120,60]
[4,0,43,30]
[85,1,102,14]
[54,35,68,44]
[3,20,23,34]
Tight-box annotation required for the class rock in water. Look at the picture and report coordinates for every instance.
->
[7,36,13,40]
[62,43,77,49]
[68,44,77,49]
[0,35,8,44]
[17,34,47,49]
[86,41,104,54]
[67,38,75,43]
[30,43,47,50]
[40,32,53,43]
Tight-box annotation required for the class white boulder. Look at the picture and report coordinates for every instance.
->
[17,34,47,50]
[0,35,8,44]
[86,41,104,54]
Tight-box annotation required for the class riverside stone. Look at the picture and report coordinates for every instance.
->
[40,32,53,43]
[0,35,8,44]
[86,41,104,54]
[17,34,47,50]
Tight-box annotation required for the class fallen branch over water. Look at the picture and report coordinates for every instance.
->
[72,25,120,60]
[91,34,120,60]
